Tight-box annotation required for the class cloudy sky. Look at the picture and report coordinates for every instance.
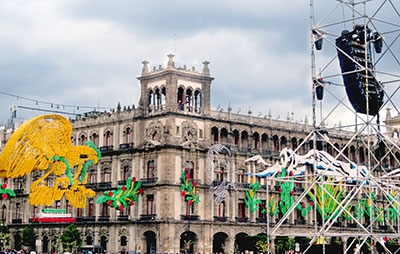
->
[0,0,399,129]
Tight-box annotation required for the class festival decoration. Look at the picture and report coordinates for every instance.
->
[267,196,279,216]
[97,177,143,210]
[207,144,235,204]
[245,178,262,213]
[181,171,199,205]
[246,148,372,182]
[0,115,101,208]
[387,190,399,223]
[0,183,15,200]
[307,177,345,220]
[32,208,75,223]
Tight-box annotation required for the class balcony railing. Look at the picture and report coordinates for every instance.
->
[119,143,134,150]
[98,216,110,222]
[140,214,157,221]
[117,215,130,221]
[141,178,158,185]
[235,217,248,223]
[97,182,112,189]
[180,215,199,221]
[214,216,228,222]
[118,180,127,186]
[100,146,114,152]
[12,219,22,224]
[256,217,268,223]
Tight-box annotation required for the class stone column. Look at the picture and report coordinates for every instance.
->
[270,236,276,254]
[225,236,234,254]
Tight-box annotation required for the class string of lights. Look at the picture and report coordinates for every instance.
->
[0,90,112,111]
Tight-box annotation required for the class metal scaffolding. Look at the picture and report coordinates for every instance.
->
[257,1,400,253]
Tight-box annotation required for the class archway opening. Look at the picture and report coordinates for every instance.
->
[180,231,196,254]
[213,232,228,253]
[144,231,156,254]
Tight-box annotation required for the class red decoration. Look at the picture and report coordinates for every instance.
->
[310,201,314,206]
[188,200,193,205]
[278,197,281,202]
[185,174,190,179]
[181,191,186,197]
[130,201,135,205]
[108,191,113,197]
[119,205,124,210]
[139,188,144,194]
[290,172,294,176]
[279,188,282,193]
[132,177,136,182]
[281,181,284,184]
[193,181,197,187]
[107,200,113,206]
[121,186,126,191]
[1,193,6,199]
[1,183,7,189]
[290,190,294,195]
[302,203,306,209]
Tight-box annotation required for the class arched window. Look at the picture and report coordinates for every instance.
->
[105,130,112,147]
[273,135,279,151]
[71,136,76,145]
[148,90,154,112]
[90,132,98,147]
[86,235,93,245]
[184,161,194,179]
[291,137,297,150]
[241,131,248,148]
[88,169,97,184]
[15,203,21,220]
[177,87,184,111]
[121,236,128,247]
[261,134,268,150]
[253,132,260,150]
[79,134,87,145]
[124,127,132,144]
[233,130,240,147]
[101,203,109,217]
[280,136,287,148]
[194,90,201,113]
[161,87,166,110]
[100,236,107,253]
[155,88,161,111]
[211,127,219,143]
[147,161,155,179]
[215,166,225,182]
[220,128,228,143]
[122,165,131,180]
[185,89,193,112]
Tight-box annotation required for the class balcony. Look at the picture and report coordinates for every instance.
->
[97,182,112,189]
[141,178,158,185]
[140,214,157,221]
[214,216,228,222]
[180,215,199,221]
[12,219,22,224]
[180,178,201,185]
[117,215,130,221]
[98,216,110,222]
[294,219,307,225]
[118,180,127,186]
[85,183,97,189]
[100,146,114,155]
[256,217,268,223]
[119,143,134,150]
[235,217,248,223]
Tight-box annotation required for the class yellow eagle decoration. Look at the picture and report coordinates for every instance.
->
[0,115,101,208]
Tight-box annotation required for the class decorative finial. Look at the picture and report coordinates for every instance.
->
[141,60,149,75]
[304,115,308,124]
[202,61,210,76]
[248,106,252,115]
[117,102,121,113]
[228,103,232,113]
[386,107,392,120]
[268,109,272,119]
[167,54,175,69]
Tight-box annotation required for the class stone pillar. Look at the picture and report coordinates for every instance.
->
[225,236,234,254]
[270,236,276,254]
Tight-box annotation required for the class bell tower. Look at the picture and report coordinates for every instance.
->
[137,54,214,116]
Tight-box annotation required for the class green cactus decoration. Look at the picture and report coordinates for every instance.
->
[180,171,199,205]
[343,205,353,221]
[96,177,143,211]
[245,178,262,213]
[277,168,310,218]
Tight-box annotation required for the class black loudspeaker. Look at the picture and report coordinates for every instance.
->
[335,25,384,115]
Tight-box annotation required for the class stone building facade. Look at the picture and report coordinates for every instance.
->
[1,55,397,254]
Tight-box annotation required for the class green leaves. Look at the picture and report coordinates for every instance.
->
[60,224,82,252]
[180,170,199,205]
[96,176,143,210]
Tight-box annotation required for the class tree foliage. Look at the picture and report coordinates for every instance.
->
[60,224,82,252]
[22,225,37,250]
[0,224,10,249]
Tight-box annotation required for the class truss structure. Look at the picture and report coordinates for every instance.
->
[253,1,400,253]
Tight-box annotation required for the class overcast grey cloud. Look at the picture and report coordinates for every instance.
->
[1,1,399,129]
